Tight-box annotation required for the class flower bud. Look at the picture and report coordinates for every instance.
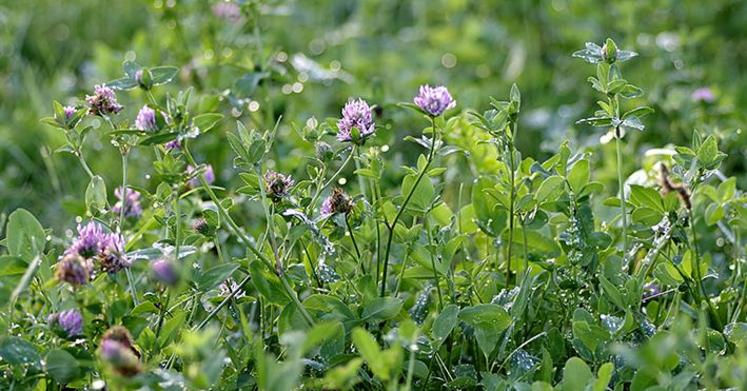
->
[151,258,179,286]
[55,253,93,287]
[48,309,83,337]
[602,38,618,63]
[99,326,141,377]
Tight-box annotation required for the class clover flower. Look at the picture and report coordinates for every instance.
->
[212,2,242,23]
[337,98,375,143]
[64,106,76,120]
[86,84,122,116]
[413,85,455,116]
[134,105,157,131]
[99,326,141,377]
[55,253,93,287]
[187,164,215,188]
[320,188,353,217]
[98,232,130,274]
[112,187,143,218]
[151,258,178,286]
[219,279,246,299]
[164,139,181,150]
[264,170,295,202]
[691,87,715,103]
[49,309,83,337]
[67,221,107,258]
[191,217,210,235]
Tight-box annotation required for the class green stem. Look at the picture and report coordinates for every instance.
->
[154,289,171,339]
[183,144,314,326]
[426,218,443,310]
[345,214,363,274]
[307,148,355,215]
[381,117,438,296]
[76,151,95,179]
[615,132,629,259]
[120,152,139,306]
[506,143,516,287]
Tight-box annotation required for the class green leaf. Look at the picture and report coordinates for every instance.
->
[459,304,511,357]
[0,336,41,369]
[139,132,179,146]
[401,169,434,211]
[562,357,593,391]
[593,362,614,391]
[567,159,589,193]
[197,263,240,291]
[85,175,108,213]
[249,261,290,305]
[361,297,403,322]
[697,136,727,170]
[5,209,46,262]
[304,294,357,323]
[351,328,389,381]
[724,322,747,346]
[46,349,81,384]
[599,275,627,310]
[193,113,224,134]
[149,66,179,85]
[432,304,459,348]
[629,185,664,212]
[535,175,564,203]
[704,203,724,225]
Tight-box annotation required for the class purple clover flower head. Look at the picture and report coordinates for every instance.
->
[320,188,353,217]
[135,105,157,131]
[212,2,242,23]
[219,279,246,299]
[264,170,295,202]
[337,98,375,143]
[691,87,715,103]
[49,309,83,337]
[68,221,107,258]
[134,70,144,84]
[164,139,181,150]
[99,326,141,376]
[151,259,178,286]
[85,84,123,117]
[187,164,215,188]
[64,106,76,120]
[192,217,210,235]
[55,253,93,287]
[98,232,130,274]
[113,187,143,218]
[414,85,455,116]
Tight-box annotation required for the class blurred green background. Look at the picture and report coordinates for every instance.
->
[1,0,746,230]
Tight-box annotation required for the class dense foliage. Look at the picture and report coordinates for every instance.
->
[2,1,747,390]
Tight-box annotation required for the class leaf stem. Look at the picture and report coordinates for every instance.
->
[615,130,629,260]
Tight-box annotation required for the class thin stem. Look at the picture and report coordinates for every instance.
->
[307,148,355,214]
[120,153,128,229]
[426,218,443,310]
[154,289,171,339]
[345,214,363,274]
[75,151,95,179]
[196,273,251,330]
[380,117,438,296]
[615,132,629,259]
[506,142,516,287]
[120,151,139,306]
[182,144,314,326]
[255,165,281,272]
